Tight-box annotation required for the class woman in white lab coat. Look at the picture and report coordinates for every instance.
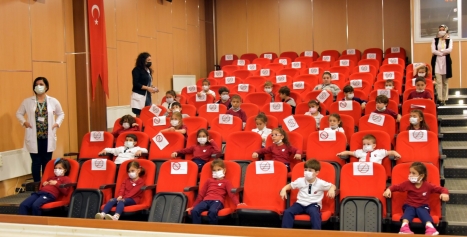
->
[16,77,65,182]
[431,24,453,105]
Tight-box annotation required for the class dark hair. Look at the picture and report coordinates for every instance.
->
[278,86,291,96]
[219,86,230,94]
[322,72,332,78]
[231,94,242,102]
[127,161,146,177]
[126,134,138,142]
[385,79,394,85]
[308,100,321,112]
[166,90,176,97]
[343,85,354,93]
[135,52,153,74]
[362,134,376,144]
[329,113,343,127]
[375,95,389,104]
[305,159,321,171]
[264,81,273,87]
[171,101,182,108]
[408,109,430,131]
[211,159,225,169]
[410,162,427,181]
[414,77,426,85]
[202,79,211,86]
[255,112,268,124]
[33,77,49,94]
[120,115,136,126]
[272,127,290,146]
[55,158,71,176]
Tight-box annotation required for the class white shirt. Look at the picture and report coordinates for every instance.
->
[431,38,453,75]
[304,112,324,129]
[324,127,345,134]
[201,90,216,98]
[104,146,148,164]
[354,149,388,164]
[290,177,332,207]
[252,127,272,147]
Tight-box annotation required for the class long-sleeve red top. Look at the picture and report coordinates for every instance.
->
[176,141,221,162]
[389,180,449,208]
[255,144,301,164]
[40,176,71,199]
[118,177,145,203]
[192,178,239,207]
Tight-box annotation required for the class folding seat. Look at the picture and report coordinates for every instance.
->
[310,61,331,71]
[148,160,198,223]
[406,63,433,80]
[182,117,208,136]
[385,52,406,61]
[321,50,340,60]
[379,64,404,76]
[396,131,442,169]
[187,94,215,111]
[358,58,381,70]
[240,103,260,119]
[148,132,185,181]
[236,161,288,227]
[245,63,263,73]
[253,68,276,81]
[273,74,293,86]
[65,132,114,164]
[276,68,300,78]
[293,74,319,86]
[244,115,279,131]
[340,162,387,232]
[161,94,187,105]
[209,85,227,97]
[197,104,228,127]
[116,131,150,154]
[222,76,244,90]
[405,77,434,92]
[184,130,222,161]
[219,54,238,68]
[231,84,256,99]
[273,57,292,67]
[382,57,405,67]
[299,50,319,61]
[244,92,272,108]
[336,89,368,102]
[196,78,218,87]
[208,70,226,80]
[385,46,407,57]
[224,131,262,161]
[113,117,143,133]
[399,113,438,134]
[329,72,347,89]
[362,48,383,65]
[316,55,337,63]
[231,69,253,80]
[252,58,271,68]
[342,80,371,96]
[180,104,196,117]
[369,89,400,105]
[280,51,299,61]
[261,102,293,126]
[274,91,303,104]
[232,59,250,69]
[263,132,303,177]
[287,61,307,70]
[222,65,240,75]
[329,66,351,77]
[68,159,116,218]
[374,80,402,93]
[306,131,347,167]
[294,56,314,67]
[144,117,172,138]
[388,162,446,230]
[304,91,333,112]
[300,67,324,80]
[259,52,278,61]
[402,89,434,103]
[338,55,359,65]
[359,114,396,146]
[295,102,327,116]
[351,66,377,80]
[341,49,362,60]
[376,71,404,83]
[181,85,202,100]
[264,63,285,73]
[319,114,355,144]
[348,131,392,179]
[140,105,168,126]
[244,76,267,89]
[282,115,317,152]
[209,115,243,142]
[241,53,258,62]
[401,99,437,116]
[289,80,313,98]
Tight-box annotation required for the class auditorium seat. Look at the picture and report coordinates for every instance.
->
[369,89,400,105]
[273,57,292,67]
[299,51,319,61]
[241,53,258,63]
[260,52,278,60]
[112,117,143,134]
[295,102,327,116]
[182,117,208,136]
[184,130,222,162]
[401,99,437,117]
[144,117,171,138]
[280,51,299,61]
[358,59,380,70]
[181,86,202,102]
[379,64,404,76]
[187,94,215,111]
[395,131,443,170]
[399,113,438,134]
[282,115,317,152]
[276,68,300,78]
[65,132,114,164]
[209,115,243,142]
[373,80,402,93]
[231,69,253,80]
[244,114,279,131]
[264,63,285,73]
[261,102,293,126]
[219,54,238,68]
[362,48,383,65]
[244,92,272,108]
[359,114,396,146]
[252,58,271,68]
[319,114,354,144]
[149,132,185,181]
[328,101,362,128]
[329,66,351,77]
[197,104,228,127]
[116,132,149,152]
[224,131,262,162]
[222,65,241,75]
[140,105,167,127]
[376,71,404,83]
[341,48,361,60]
[306,131,347,167]
[402,89,434,103]
[303,91,333,113]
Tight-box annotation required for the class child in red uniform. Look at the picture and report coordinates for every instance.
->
[279,86,296,114]
[187,159,245,224]
[408,77,433,100]
[160,112,187,138]
[374,95,401,122]
[95,161,145,221]
[171,129,221,172]
[112,114,140,138]
[19,159,71,216]
[252,127,302,172]
[383,162,449,235]
[216,86,232,109]
[408,109,430,131]
[226,95,247,128]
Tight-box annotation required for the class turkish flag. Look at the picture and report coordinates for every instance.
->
[87,0,109,99]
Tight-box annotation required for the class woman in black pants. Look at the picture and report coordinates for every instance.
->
[131,52,158,116]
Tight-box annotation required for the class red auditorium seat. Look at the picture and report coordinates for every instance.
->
[219,54,238,68]
[197,104,228,127]
[244,114,279,131]
[241,53,258,62]
[369,89,400,105]
[306,131,347,167]
[399,113,438,134]
[395,131,442,169]
[280,51,299,61]
[401,99,437,117]
[224,131,262,161]
[184,131,222,161]
[319,114,354,143]
[209,115,243,142]
[299,50,319,60]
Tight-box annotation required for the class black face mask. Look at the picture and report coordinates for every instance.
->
[145,62,152,68]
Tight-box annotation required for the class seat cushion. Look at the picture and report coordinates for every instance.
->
[392,213,439,224]
[201,207,234,217]
[41,201,69,209]
[294,210,331,222]
[237,205,283,215]
[100,204,150,213]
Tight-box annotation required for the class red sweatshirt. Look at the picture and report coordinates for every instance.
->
[216,99,232,109]
[389,180,449,208]
[226,108,247,123]
[407,91,432,100]
[40,176,71,199]
[112,126,140,138]
[118,177,145,203]
[176,141,221,162]
[373,108,398,120]
[255,144,301,164]
[166,124,188,138]
[192,178,239,207]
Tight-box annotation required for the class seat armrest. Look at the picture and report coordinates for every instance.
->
[441,201,447,220]
[385,197,392,220]
[138,153,149,158]
[99,183,116,190]
[60,183,77,188]
[64,152,79,156]
[440,154,446,160]
[438,134,444,139]
[184,186,199,192]
[338,155,349,160]
[231,187,243,193]
[141,184,156,191]
[389,155,395,160]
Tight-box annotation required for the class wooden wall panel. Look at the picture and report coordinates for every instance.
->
[137,0,157,38]
[115,0,138,42]
[0,72,33,152]
[313,0,347,53]
[155,0,173,33]
[449,42,461,89]
[187,25,201,78]
[0,0,31,71]
[200,21,208,77]
[247,0,280,55]
[216,0,247,58]
[106,48,119,106]
[461,42,467,88]
[200,0,206,21]
[155,32,174,103]
[412,43,432,64]
[278,0,312,54]
[104,0,117,48]
[65,54,78,153]
[187,0,199,26]
[30,0,65,62]
[383,0,411,60]
[64,0,75,53]
[348,0,383,51]
[116,41,138,106]
[172,0,187,30]
[173,29,188,75]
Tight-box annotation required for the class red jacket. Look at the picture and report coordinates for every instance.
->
[40,176,71,199]
[118,177,145,203]
[407,91,432,100]
[373,108,398,120]
[389,180,449,208]
[176,142,221,162]
[193,178,239,207]
[226,108,247,123]
[255,144,301,164]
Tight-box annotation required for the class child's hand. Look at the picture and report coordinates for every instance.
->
[209,139,214,143]
[135,150,142,156]
[361,103,366,110]
[440,193,449,201]
[393,151,401,160]
[280,189,287,200]
[171,152,178,158]
[99,150,106,155]
[327,189,336,199]
[132,123,138,127]
[117,196,123,201]
[42,181,49,186]
[383,188,391,198]
[252,152,259,159]
[294,154,301,160]
[186,207,192,212]
[237,203,246,206]
[336,151,345,156]
[169,127,175,131]
[48,180,57,185]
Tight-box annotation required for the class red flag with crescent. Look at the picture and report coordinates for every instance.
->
[87,0,109,99]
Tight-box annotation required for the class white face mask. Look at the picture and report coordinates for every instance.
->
[197,137,207,144]
[416,89,425,93]
[166,98,174,103]
[304,171,314,180]
[309,108,317,114]
[35,85,46,94]
[385,86,393,90]
[54,168,64,177]
[170,120,179,127]
[347,93,354,100]
[438,31,446,37]
[273,139,283,145]
[202,85,209,91]
[409,117,419,125]
[128,172,138,179]
[376,106,386,112]
[122,123,130,129]
[212,170,225,179]
[418,73,426,77]
[330,125,338,129]
[172,109,180,113]
[363,144,374,153]
[408,175,420,183]
[264,88,272,93]
[124,141,134,148]
[221,94,230,101]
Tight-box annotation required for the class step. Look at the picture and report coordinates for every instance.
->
[439,115,467,126]
[448,88,467,95]
[440,126,467,141]
[446,204,467,236]
[445,95,467,105]
[442,141,467,158]
[438,105,467,115]
[444,178,467,204]
[444,158,467,178]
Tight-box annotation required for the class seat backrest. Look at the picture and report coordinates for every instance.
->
[379,64,404,75]
[404,77,434,92]
[264,63,285,73]
[294,57,314,68]
[79,132,114,160]
[113,117,143,133]
[241,53,258,62]
[41,158,79,204]
[338,54,359,64]
[362,48,383,64]
[148,132,185,160]
[77,159,116,203]
[222,65,241,75]
[396,131,440,169]
[319,114,355,143]
[280,51,299,61]
[358,59,380,70]
[329,72,347,89]
[140,105,168,126]
[244,114,279,131]
[274,90,302,104]
[231,84,257,99]
[209,70,227,79]
[374,80,402,93]
[264,132,303,172]
[197,104,228,126]
[369,89,400,105]
[260,102,293,126]
[293,74,319,87]
[359,114,396,144]
[156,160,198,207]
[252,58,271,67]
[329,66,351,77]
[341,49,362,60]
[289,80,313,98]
[244,76,267,90]
[232,59,250,68]
[144,117,171,138]
[385,46,406,57]
[196,78,217,87]
[287,60,307,70]
[310,61,331,70]
[239,103,260,119]
[276,68,300,78]
[364,100,398,116]
[295,102,327,116]
[116,131,150,149]
[321,50,340,60]
[161,95,187,105]
[399,113,438,134]
[231,69,253,80]
[402,88,434,103]
[304,91,333,112]
[184,130,222,161]
[299,51,319,60]
[182,117,208,136]
[306,131,347,167]
[273,57,292,67]
[224,131,262,161]
[209,115,243,141]
[219,54,238,68]
[401,99,437,117]
[337,88,369,101]
[300,66,324,80]
[349,71,375,85]
[187,94,215,110]
[383,57,405,67]
[260,52,278,60]
[244,92,272,108]
[180,104,196,117]
[282,115,317,150]
[181,85,202,100]
[329,101,362,127]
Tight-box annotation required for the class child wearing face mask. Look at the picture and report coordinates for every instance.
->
[325,113,345,134]
[160,112,187,138]
[336,134,400,164]
[279,86,296,114]
[264,81,275,102]
[280,159,336,229]
[226,95,247,128]
[313,72,341,96]
[407,109,430,131]
[374,95,401,122]
[171,129,221,172]
[95,161,146,221]
[164,102,190,118]
[304,100,323,129]
[112,115,140,138]
[252,128,302,172]
[407,77,432,100]
[413,64,429,78]
[99,134,148,165]
[162,90,177,110]
[187,159,246,224]
[216,86,232,109]
[385,80,395,90]
[252,112,272,147]
[19,158,71,216]
[197,79,216,98]
[342,85,367,110]
[384,162,449,235]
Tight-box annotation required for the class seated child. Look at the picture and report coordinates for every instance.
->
[99,134,148,164]
[162,90,177,110]
[407,77,432,100]
[325,113,345,134]
[160,112,187,138]
[112,114,140,138]
[413,63,429,78]
[313,72,341,96]
[216,86,232,109]
[19,159,71,216]
[280,159,336,229]
[264,80,275,102]
[279,86,296,114]
[383,162,449,235]
[187,159,246,224]
[252,128,301,172]
[408,109,430,131]
[385,79,395,90]
[197,79,216,98]
[171,129,221,172]
[336,134,401,164]
[95,161,145,221]
[304,99,324,129]
[342,85,367,110]
[226,95,247,128]
[164,101,190,118]
[251,112,272,147]
[374,95,401,122]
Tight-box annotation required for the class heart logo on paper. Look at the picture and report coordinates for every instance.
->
[341,61,348,66]
[287,119,296,128]
[292,62,300,68]
[413,131,424,140]
[93,132,102,140]
[390,59,397,64]
[95,159,104,168]
[227,77,234,83]
[380,90,389,96]
[277,76,285,82]
[352,81,361,87]
[372,114,382,122]
[209,104,217,111]
[295,82,303,88]
[261,69,269,75]
[152,107,160,113]
[339,101,347,108]
[361,66,368,71]
[357,162,370,173]
[172,162,181,170]
[155,135,163,143]
[319,131,329,139]
[310,68,318,74]
[319,92,327,100]
[240,85,247,91]
[188,86,195,92]
[215,71,223,77]
[199,94,206,100]
[222,115,231,122]
[272,103,281,110]
[331,74,337,80]
[153,117,160,124]
[238,60,244,65]
[259,162,271,171]
[385,73,393,78]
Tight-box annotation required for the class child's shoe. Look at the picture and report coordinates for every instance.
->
[104,214,114,220]
[399,224,414,234]
[425,226,439,236]
[94,212,105,219]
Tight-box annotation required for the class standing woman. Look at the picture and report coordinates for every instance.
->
[16,77,65,182]
[431,24,453,105]
[131,52,158,117]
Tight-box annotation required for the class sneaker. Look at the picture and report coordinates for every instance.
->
[399,224,414,234]
[94,213,104,219]
[104,214,114,220]
[425,226,439,236]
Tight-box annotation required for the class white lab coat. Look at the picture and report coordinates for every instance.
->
[16,95,65,153]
